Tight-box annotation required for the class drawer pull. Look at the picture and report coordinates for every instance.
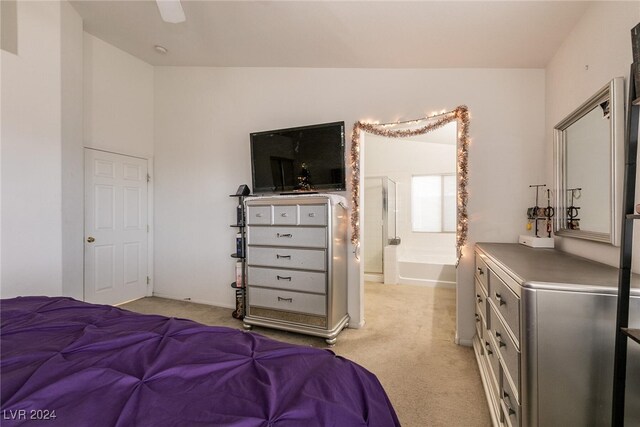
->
[308,213,316,217]
[276,254,291,259]
[277,233,292,238]
[495,292,506,306]
[256,213,263,217]
[484,342,493,355]
[503,391,516,416]
[276,275,292,281]
[495,331,507,348]
[475,314,480,322]
[277,296,293,303]
[280,213,288,217]
[477,267,484,275]
[476,294,483,303]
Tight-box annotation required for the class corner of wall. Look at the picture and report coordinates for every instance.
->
[61,0,85,300]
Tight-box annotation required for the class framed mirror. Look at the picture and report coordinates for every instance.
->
[554,77,624,245]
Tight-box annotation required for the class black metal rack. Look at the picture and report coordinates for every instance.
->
[230,193,248,319]
[527,184,555,237]
[611,61,640,426]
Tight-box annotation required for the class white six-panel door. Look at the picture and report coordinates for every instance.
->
[84,149,148,305]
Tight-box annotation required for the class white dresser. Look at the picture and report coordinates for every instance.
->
[243,194,349,344]
[474,243,640,427]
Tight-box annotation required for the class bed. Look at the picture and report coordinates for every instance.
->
[1,296,400,426]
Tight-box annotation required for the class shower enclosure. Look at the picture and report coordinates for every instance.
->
[364,177,398,276]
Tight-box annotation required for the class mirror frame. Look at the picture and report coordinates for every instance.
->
[554,77,624,246]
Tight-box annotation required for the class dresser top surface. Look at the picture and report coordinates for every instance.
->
[246,194,347,206]
[476,242,640,294]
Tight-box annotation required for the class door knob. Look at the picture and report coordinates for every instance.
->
[87,237,95,243]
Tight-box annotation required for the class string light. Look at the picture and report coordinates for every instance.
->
[349,106,471,264]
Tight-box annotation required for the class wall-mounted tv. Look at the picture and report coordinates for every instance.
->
[250,121,346,194]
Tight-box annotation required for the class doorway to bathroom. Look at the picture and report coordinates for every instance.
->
[362,121,458,287]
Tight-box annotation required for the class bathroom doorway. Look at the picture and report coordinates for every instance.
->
[348,106,470,338]
[362,121,458,287]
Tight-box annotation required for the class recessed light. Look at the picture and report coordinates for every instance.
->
[156,0,186,24]
[154,45,168,54]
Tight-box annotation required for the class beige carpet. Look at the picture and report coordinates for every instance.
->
[122,283,491,427]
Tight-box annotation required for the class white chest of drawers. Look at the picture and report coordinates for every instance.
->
[474,243,640,427]
[243,195,349,344]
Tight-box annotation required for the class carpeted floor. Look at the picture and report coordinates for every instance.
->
[122,282,491,427]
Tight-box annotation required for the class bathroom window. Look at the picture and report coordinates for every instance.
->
[411,174,456,233]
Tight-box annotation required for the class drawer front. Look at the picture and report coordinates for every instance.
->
[273,205,297,225]
[249,287,326,316]
[484,336,500,387]
[299,205,327,226]
[248,267,326,294]
[501,365,521,427]
[487,360,502,423]
[475,252,489,293]
[489,272,521,345]
[475,278,488,323]
[475,305,484,340]
[248,226,327,248]
[247,205,272,225]
[247,247,326,271]
[490,306,521,398]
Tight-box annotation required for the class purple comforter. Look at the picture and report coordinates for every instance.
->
[1,297,399,427]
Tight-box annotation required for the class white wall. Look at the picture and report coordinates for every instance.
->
[154,67,546,342]
[0,6,546,344]
[83,33,154,158]
[81,33,155,299]
[546,2,640,271]
[1,4,153,300]
[363,177,384,274]
[0,4,548,344]
[1,1,64,297]
[61,1,84,299]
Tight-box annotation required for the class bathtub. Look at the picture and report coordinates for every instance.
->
[383,245,456,288]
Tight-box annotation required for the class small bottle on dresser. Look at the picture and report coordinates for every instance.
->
[236,232,243,258]
[235,260,244,287]
[237,204,244,226]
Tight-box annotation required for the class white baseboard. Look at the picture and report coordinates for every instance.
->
[151,292,235,310]
[455,332,473,347]
[348,318,366,329]
[364,273,383,283]
[114,297,145,307]
[398,277,456,289]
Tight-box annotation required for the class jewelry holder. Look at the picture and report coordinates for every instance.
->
[519,184,555,248]
[566,187,581,230]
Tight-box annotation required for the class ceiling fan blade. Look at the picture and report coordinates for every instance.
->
[156,0,186,24]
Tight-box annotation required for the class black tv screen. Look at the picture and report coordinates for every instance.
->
[250,121,346,194]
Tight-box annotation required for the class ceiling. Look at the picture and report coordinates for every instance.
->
[70,0,593,68]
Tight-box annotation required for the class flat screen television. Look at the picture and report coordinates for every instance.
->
[250,121,346,194]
